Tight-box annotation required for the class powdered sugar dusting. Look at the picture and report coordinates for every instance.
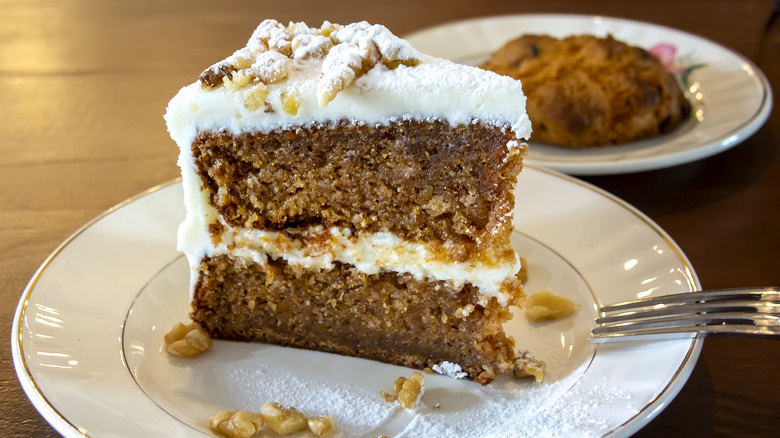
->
[398,375,633,438]
[193,351,630,437]
[332,21,420,64]
[432,361,468,379]
[213,365,399,437]
[250,50,290,83]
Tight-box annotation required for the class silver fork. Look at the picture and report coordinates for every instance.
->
[589,287,780,343]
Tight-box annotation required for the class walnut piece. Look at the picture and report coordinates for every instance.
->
[164,322,212,357]
[319,20,342,37]
[260,402,306,435]
[525,291,577,322]
[251,50,290,84]
[243,83,270,111]
[516,256,529,284]
[307,416,337,437]
[392,371,424,409]
[292,33,333,60]
[199,62,236,89]
[514,351,546,382]
[199,19,421,109]
[209,410,264,438]
[223,70,251,92]
[281,89,301,115]
[316,40,379,107]
[454,304,475,318]
[210,404,337,437]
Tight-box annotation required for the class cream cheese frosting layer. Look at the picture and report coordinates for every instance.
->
[180,217,520,308]
[218,221,518,305]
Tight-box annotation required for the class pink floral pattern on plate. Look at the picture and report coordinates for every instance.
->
[649,43,706,88]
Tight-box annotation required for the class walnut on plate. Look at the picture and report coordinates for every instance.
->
[392,371,424,409]
[260,402,307,435]
[209,410,264,438]
[513,351,546,383]
[163,322,212,357]
[525,291,577,322]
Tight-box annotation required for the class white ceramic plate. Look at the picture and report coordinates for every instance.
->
[13,167,702,437]
[405,14,773,175]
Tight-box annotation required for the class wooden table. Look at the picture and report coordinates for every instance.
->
[1,1,777,436]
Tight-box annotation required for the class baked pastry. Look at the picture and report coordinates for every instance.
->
[481,34,691,147]
[165,19,532,384]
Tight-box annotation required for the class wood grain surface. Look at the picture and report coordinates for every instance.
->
[1,1,778,436]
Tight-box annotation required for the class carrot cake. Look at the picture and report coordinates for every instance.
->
[164,19,532,384]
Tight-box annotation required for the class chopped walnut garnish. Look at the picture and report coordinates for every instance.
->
[251,50,290,84]
[319,21,341,37]
[306,416,337,437]
[223,70,251,92]
[514,351,546,382]
[292,33,334,60]
[253,19,293,57]
[516,256,528,284]
[392,376,406,395]
[281,89,301,115]
[243,83,270,111]
[197,19,421,107]
[210,405,337,437]
[164,322,212,357]
[316,41,376,106]
[199,63,236,89]
[260,402,307,435]
[228,48,254,70]
[454,304,475,318]
[380,390,396,402]
[209,410,265,438]
[382,58,420,70]
[525,291,577,322]
[392,371,424,409]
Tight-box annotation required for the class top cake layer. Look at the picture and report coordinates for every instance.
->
[165,20,532,149]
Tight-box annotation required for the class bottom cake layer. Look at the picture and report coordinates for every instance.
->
[191,254,518,384]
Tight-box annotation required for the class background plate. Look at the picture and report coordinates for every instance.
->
[406,14,772,175]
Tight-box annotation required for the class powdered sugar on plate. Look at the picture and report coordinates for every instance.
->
[215,366,400,437]
[397,375,632,438]
[183,350,629,438]
[432,361,468,379]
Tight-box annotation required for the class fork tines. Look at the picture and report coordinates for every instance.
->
[589,287,780,343]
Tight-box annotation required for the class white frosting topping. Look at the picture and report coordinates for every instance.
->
[166,20,531,149]
[165,55,531,149]
[166,20,529,306]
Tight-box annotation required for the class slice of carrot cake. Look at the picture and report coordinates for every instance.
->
[164,19,532,384]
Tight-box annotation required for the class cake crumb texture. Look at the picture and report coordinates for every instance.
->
[193,119,524,261]
[192,254,517,384]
